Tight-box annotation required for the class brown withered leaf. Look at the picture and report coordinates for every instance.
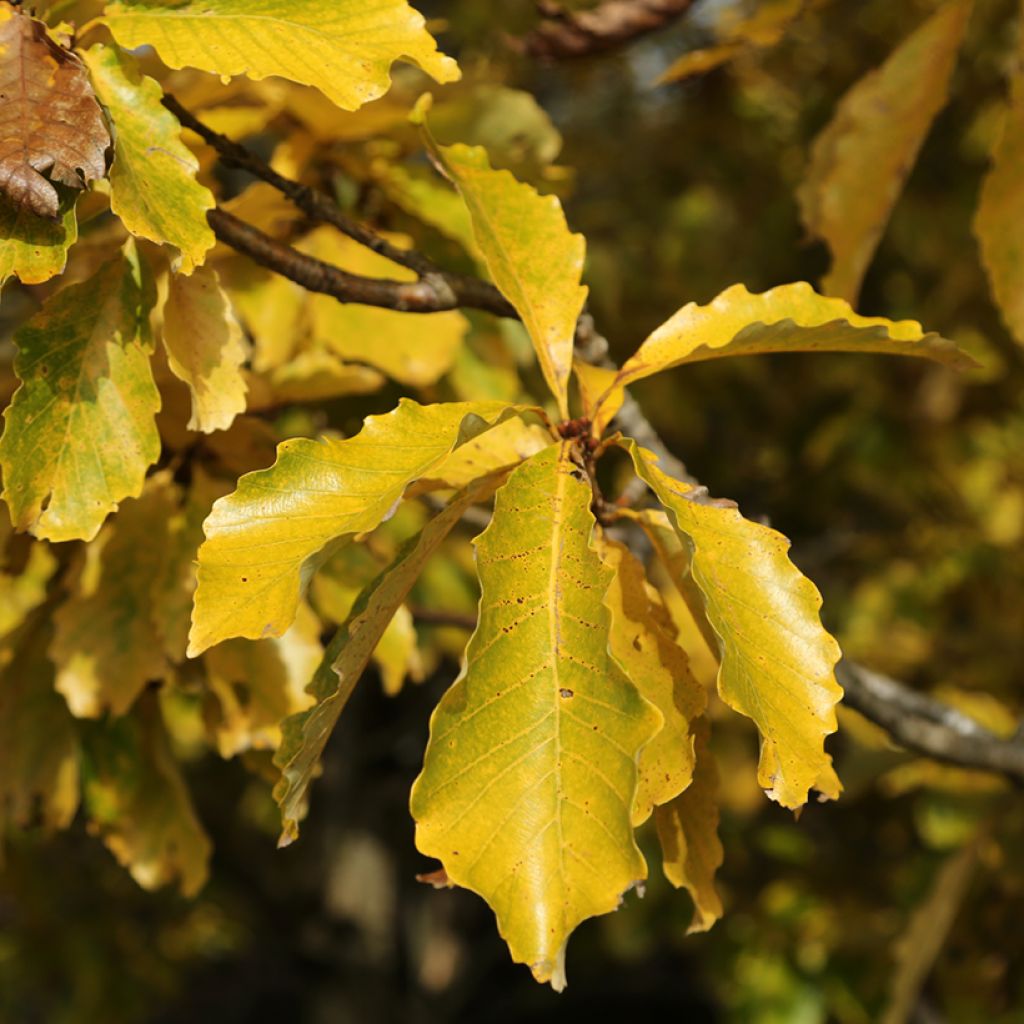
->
[0,3,109,219]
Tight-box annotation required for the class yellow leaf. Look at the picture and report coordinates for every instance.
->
[411,443,662,990]
[624,441,843,809]
[51,476,175,718]
[83,694,211,897]
[225,262,306,372]
[797,0,972,302]
[974,26,1024,348]
[574,359,621,435]
[245,351,385,409]
[275,474,504,844]
[301,227,467,386]
[600,537,705,824]
[203,602,321,757]
[0,246,160,542]
[83,44,216,274]
[607,281,975,406]
[654,716,724,933]
[410,416,553,494]
[188,399,520,656]
[162,265,250,433]
[100,0,460,112]
[423,133,587,419]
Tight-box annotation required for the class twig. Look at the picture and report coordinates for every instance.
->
[521,0,696,59]
[837,661,1024,783]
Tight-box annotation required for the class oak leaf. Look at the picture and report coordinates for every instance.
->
[0,3,109,218]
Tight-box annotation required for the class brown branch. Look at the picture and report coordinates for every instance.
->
[521,0,696,60]
[837,661,1024,783]
[165,94,516,319]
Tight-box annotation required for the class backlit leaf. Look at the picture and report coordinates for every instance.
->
[162,265,249,433]
[83,43,215,274]
[0,192,78,286]
[974,26,1024,348]
[0,538,56,639]
[83,694,211,897]
[422,130,587,419]
[654,716,724,933]
[50,476,175,718]
[301,227,467,387]
[203,601,320,757]
[797,0,972,302]
[411,443,662,989]
[275,474,504,844]
[0,245,160,542]
[0,4,108,217]
[607,281,974,404]
[624,440,843,809]
[600,537,705,824]
[188,399,518,656]
[99,0,460,112]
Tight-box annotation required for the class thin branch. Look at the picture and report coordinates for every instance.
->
[521,0,696,60]
[165,94,516,319]
[837,661,1024,783]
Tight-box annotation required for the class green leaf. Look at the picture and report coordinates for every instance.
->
[203,601,321,758]
[99,0,460,112]
[0,619,81,834]
[83,694,211,897]
[797,0,972,302]
[188,399,520,656]
[0,192,77,287]
[422,131,587,419]
[0,245,160,542]
[600,537,705,825]
[654,716,724,933]
[300,227,467,387]
[411,443,662,990]
[607,281,975,404]
[974,27,1024,348]
[83,43,215,274]
[162,265,249,433]
[275,474,504,845]
[624,440,843,809]
[50,476,175,718]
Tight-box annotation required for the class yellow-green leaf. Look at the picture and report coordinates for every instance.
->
[301,227,467,387]
[607,281,975,404]
[83,694,211,897]
[50,477,175,718]
[797,0,972,302]
[203,601,321,758]
[624,440,842,809]
[600,537,705,824]
[83,44,215,274]
[162,265,249,433]
[188,399,518,656]
[275,474,503,844]
[99,0,460,112]
[0,246,160,542]
[424,136,587,419]
[0,193,77,286]
[654,716,724,933]
[0,620,80,833]
[974,25,1024,348]
[411,443,661,989]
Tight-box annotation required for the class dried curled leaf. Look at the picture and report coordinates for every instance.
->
[0,3,109,218]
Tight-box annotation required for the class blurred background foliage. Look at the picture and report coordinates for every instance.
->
[2,0,1024,1020]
